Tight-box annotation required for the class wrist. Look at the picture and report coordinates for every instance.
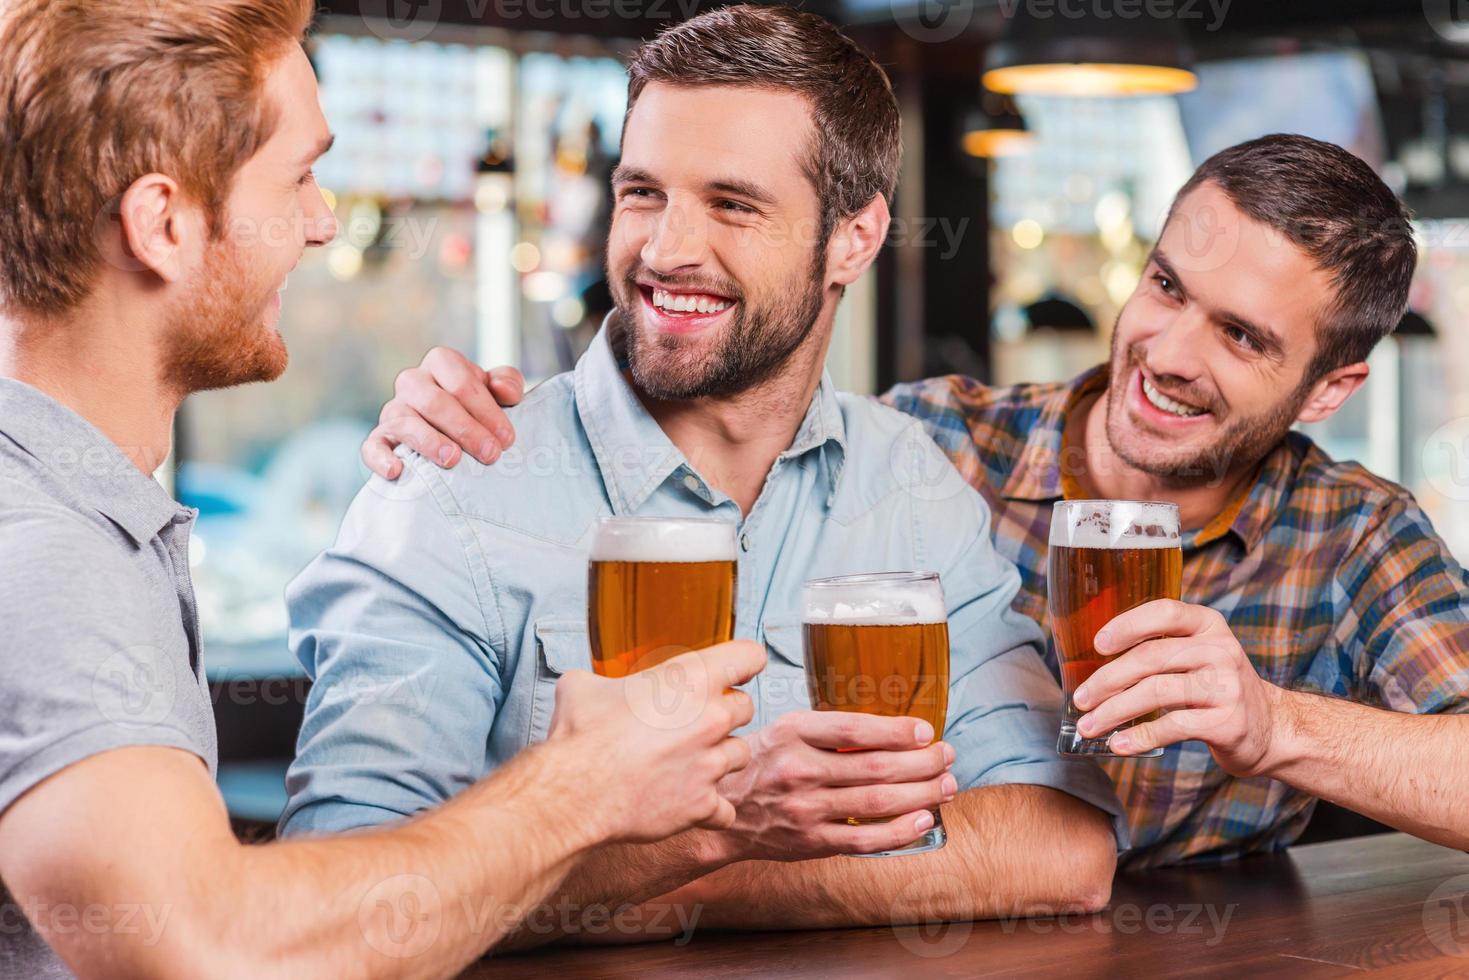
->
[1256,683,1307,779]
[684,825,744,872]
[465,741,609,858]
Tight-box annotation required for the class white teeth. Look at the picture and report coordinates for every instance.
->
[651,287,731,315]
[1143,377,1206,418]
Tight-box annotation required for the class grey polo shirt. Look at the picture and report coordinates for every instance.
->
[0,379,217,979]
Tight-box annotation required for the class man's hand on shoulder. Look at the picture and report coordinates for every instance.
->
[363,346,524,479]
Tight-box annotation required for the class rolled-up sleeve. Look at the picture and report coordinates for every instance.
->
[901,424,1129,848]
[280,457,505,837]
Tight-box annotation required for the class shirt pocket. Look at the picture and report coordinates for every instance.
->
[528,619,591,745]
[759,623,812,727]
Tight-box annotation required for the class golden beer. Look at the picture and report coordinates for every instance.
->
[801,572,950,856]
[802,621,950,733]
[587,517,737,678]
[1048,500,1181,757]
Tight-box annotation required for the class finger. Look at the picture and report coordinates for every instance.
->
[488,366,526,408]
[721,689,755,730]
[823,810,936,856]
[718,736,752,776]
[821,772,957,821]
[1073,636,1209,710]
[361,430,405,480]
[422,348,516,452]
[697,795,738,832]
[1095,599,1219,655]
[694,640,767,689]
[797,711,936,752]
[821,742,953,788]
[1077,671,1213,738]
[399,373,502,466]
[1107,710,1204,756]
[374,415,463,469]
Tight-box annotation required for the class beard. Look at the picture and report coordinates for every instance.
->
[610,248,827,401]
[160,237,288,397]
[1103,331,1308,486]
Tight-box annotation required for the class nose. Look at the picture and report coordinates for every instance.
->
[640,200,708,274]
[1142,307,1209,385]
[304,189,338,248]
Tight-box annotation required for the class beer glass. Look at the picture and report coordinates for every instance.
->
[1048,500,1182,757]
[588,517,738,677]
[801,571,950,856]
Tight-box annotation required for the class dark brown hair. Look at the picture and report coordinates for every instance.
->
[1170,134,1418,381]
[0,0,316,317]
[625,4,900,244]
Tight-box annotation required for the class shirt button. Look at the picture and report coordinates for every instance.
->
[740,533,751,552]
[683,475,701,494]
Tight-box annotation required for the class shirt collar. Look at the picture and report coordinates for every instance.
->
[1001,365,1105,503]
[0,378,185,545]
[573,316,846,514]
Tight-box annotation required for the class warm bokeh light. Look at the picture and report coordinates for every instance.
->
[962,129,1035,158]
[984,63,1197,97]
[1012,219,1045,250]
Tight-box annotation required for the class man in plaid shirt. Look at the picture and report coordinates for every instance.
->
[372,134,1469,869]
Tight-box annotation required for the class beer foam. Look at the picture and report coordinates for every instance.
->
[590,517,737,562]
[1049,500,1180,550]
[803,577,947,625]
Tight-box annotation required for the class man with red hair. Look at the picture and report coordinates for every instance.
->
[0,3,764,975]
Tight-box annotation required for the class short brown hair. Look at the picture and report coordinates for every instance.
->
[1170,134,1418,381]
[0,0,316,317]
[625,4,900,245]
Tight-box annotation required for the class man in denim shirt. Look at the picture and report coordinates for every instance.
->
[285,5,1123,944]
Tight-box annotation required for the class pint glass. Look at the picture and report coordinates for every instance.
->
[1048,500,1181,757]
[587,517,738,677]
[802,571,950,856]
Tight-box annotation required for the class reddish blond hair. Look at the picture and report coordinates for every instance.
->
[0,0,316,316]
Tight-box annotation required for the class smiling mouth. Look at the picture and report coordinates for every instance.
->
[1141,373,1210,419]
[641,284,735,316]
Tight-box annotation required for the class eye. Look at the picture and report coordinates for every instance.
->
[619,186,658,200]
[297,170,316,188]
[715,200,756,215]
[1223,323,1262,353]
[1151,271,1178,298]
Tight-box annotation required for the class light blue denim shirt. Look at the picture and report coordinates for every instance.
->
[281,326,1125,843]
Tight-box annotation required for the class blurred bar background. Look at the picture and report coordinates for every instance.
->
[189,0,1469,832]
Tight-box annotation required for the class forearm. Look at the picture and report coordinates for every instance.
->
[642,786,1114,933]
[495,828,735,952]
[220,745,597,979]
[1265,688,1469,850]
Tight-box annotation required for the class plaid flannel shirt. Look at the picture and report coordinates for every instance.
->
[885,365,1469,868]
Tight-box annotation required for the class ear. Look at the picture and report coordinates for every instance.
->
[1295,361,1369,425]
[825,194,890,288]
[106,174,195,284]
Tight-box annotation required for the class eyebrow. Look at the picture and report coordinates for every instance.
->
[1152,248,1286,356]
[611,166,777,208]
[297,133,336,167]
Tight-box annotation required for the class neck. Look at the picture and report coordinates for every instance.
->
[636,324,833,517]
[1075,387,1257,532]
[0,298,178,475]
